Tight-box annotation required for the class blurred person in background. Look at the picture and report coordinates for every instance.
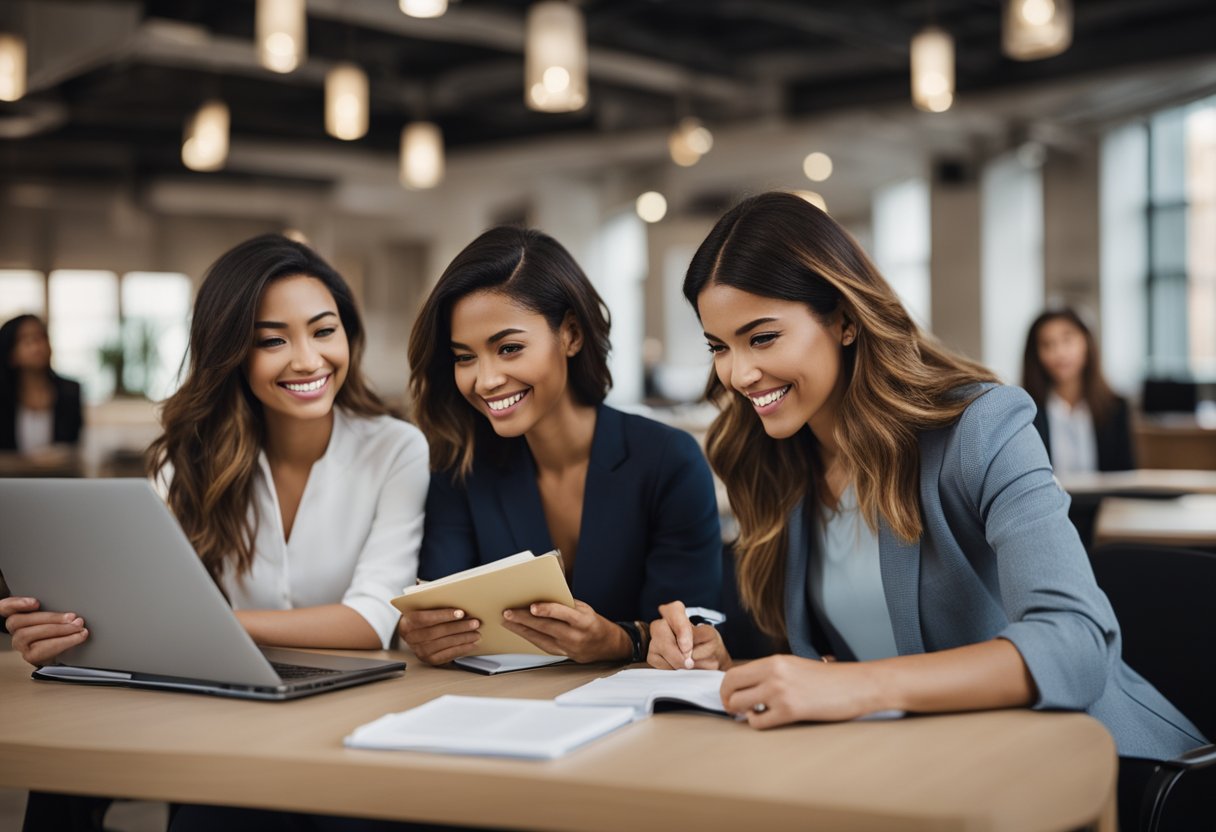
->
[1021,308,1134,475]
[0,314,83,455]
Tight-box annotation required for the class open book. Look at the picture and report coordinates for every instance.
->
[392,550,575,656]
[344,695,634,760]
[555,669,906,721]
[555,668,728,716]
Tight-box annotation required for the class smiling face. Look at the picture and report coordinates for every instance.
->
[244,274,349,423]
[449,289,581,438]
[697,282,854,442]
[1036,317,1088,389]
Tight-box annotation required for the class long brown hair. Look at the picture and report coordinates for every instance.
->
[408,226,612,478]
[147,234,386,586]
[683,192,997,637]
[1021,308,1116,427]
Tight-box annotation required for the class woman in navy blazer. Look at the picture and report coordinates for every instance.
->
[0,315,83,452]
[402,226,721,666]
[647,194,1203,825]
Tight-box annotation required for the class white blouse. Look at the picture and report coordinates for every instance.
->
[808,486,899,662]
[160,408,429,648]
[1045,391,1098,475]
[15,406,54,453]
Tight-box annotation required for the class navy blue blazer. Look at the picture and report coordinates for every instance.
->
[418,404,722,622]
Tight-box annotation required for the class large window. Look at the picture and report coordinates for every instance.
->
[10,269,192,404]
[1146,96,1216,379]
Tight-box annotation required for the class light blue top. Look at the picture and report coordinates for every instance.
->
[784,383,1206,760]
[809,486,898,662]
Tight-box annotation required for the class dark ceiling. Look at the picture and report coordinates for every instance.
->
[1,0,1214,186]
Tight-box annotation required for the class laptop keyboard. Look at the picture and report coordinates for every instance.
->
[270,662,345,682]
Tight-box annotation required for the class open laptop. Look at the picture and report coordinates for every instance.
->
[0,479,405,700]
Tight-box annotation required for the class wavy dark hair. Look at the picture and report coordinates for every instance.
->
[0,314,55,406]
[1021,308,1116,427]
[408,226,612,478]
[147,234,386,586]
[684,192,997,637]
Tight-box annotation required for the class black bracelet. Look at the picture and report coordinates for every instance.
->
[615,620,644,663]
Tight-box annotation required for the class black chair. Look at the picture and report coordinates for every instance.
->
[1091,543,1216,831]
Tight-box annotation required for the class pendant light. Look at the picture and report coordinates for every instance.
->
[525,1,588,113]
[1003,0,1073,61]
[325,63,369,141]
[400,0,448,18]
[400,121,444,189]
[182,100,230,172]
[257,0,307,74]
[910,26,954,113]
[636,191,667,223]
[668,117,713,167]
[0,33,26,102]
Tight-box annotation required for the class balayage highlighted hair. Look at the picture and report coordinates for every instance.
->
[147,234,385,587]
[683,192,997,637]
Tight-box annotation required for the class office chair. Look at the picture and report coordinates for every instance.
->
[1091,543,1216,832]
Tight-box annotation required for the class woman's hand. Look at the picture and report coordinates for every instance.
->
[397,607,481,665]
[647,600,731,671]
[1,596,89,668]
[501,600,630,663]
[719,654,883,728]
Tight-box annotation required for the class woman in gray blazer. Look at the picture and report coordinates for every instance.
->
[647,193,1204,820]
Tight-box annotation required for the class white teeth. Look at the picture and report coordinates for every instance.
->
[750,386,790,407]
[488,391,526,411]
[284,377,327,393]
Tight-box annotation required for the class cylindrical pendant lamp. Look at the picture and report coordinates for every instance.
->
[400,121,444,189]
[525,2,588,113]
[910,26,955,113]
[0,33,27,102]
[182,100,230,172]
[400,0,449,18]
[1003,0,1073,61]
[257,0,307,74]
[325,63,369,141]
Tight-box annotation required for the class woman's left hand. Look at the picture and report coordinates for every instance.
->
[501,600,630,663]
[720,655,883,729]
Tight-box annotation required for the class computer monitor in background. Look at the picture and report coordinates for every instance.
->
[1142,378,1198,415]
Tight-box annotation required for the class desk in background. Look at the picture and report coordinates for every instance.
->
[1135,417,1216,471]
[1094,494,1216,549]
[0,651,1116,832]
[1058,469,1216,497]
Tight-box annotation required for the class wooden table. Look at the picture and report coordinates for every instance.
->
[0,651,1117,832]
[1094,494,1216,548]
[1058,469,1216,497]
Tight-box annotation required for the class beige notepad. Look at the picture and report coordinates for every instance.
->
[391,551,575,655]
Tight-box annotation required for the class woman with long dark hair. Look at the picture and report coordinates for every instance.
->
[400,225,721,666]
[3,234,429,663]
[1021,308,1134,474]
[646,193,1201,824]
[0,314,83,453]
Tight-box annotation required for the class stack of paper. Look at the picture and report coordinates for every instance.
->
[344,695,634,760]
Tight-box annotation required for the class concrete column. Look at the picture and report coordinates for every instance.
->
[1043,139,1101,316]
[929,167,983,363]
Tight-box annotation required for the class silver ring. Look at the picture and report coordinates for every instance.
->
[752,703,768,714]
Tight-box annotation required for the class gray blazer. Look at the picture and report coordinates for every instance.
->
[784,384,1205,760]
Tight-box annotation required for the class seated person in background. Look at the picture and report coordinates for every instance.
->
[0,314,83,454]
[401,226,721,666]
[645,193,1204,829]
[1021,308,1134,474]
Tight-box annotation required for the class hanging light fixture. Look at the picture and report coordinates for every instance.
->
[400,121,444,189]
[910,26,955,113]
[525,1,588,113]
[182,100,230,172]
[668,117,713,167]
[325,63,369,141]
[802,152,833,182]
[0,33,27,102]
[1002,0,1072,61]
[257,0,307,74]
[400,0,448,18]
